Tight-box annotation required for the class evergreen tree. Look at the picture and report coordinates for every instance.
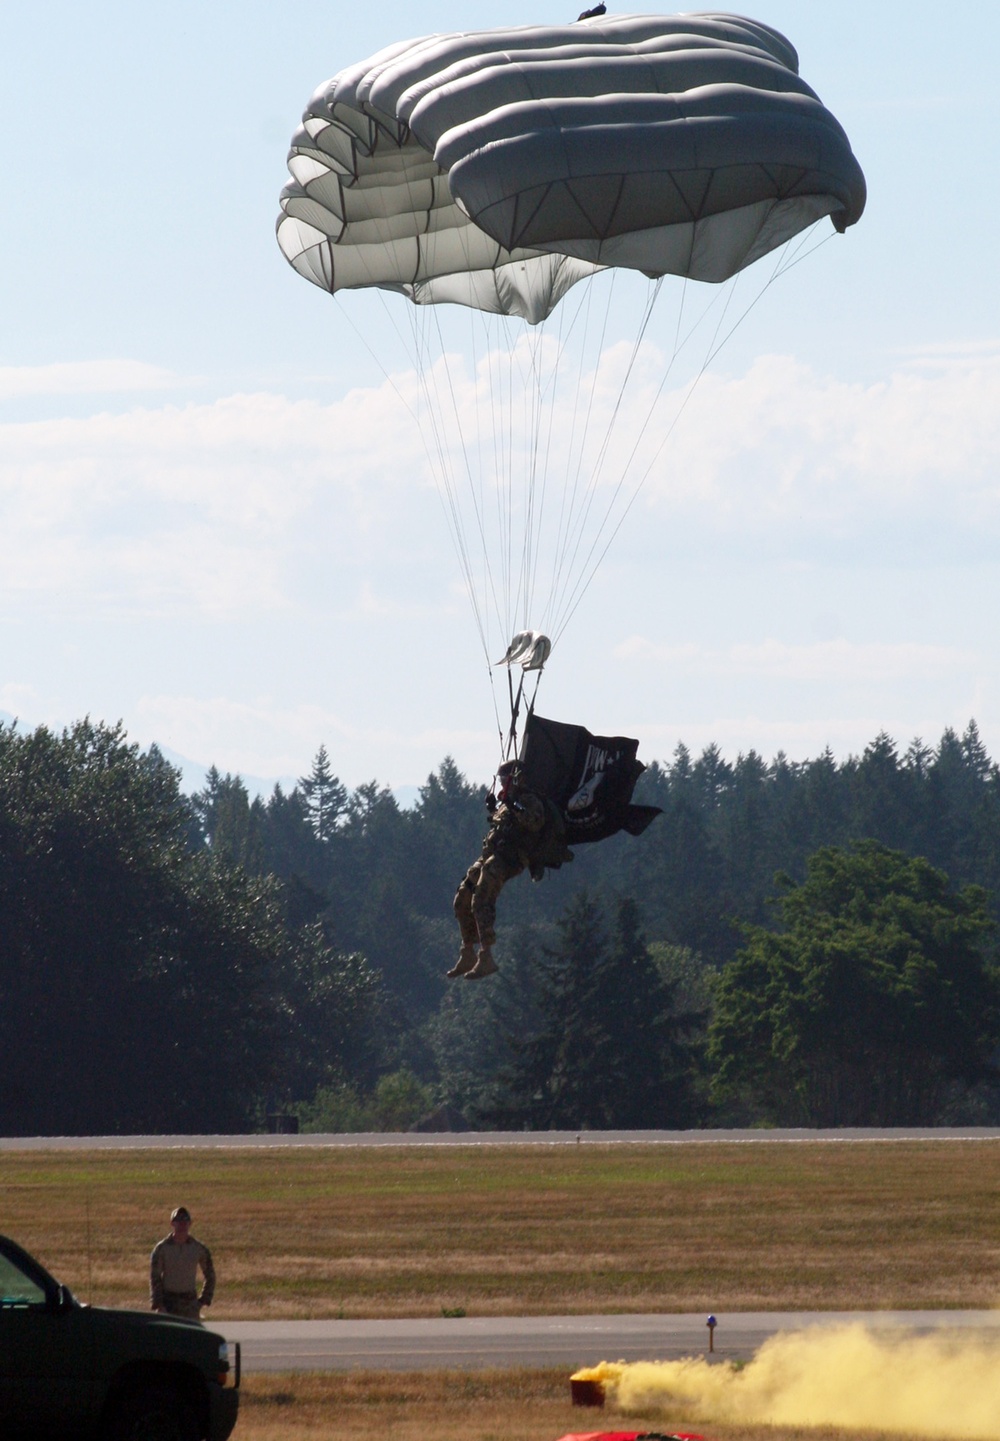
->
[192,768,266,871]
[259,783,329,914]
[489,894,700,1129]
[299,745,348,843]
[410,757,488,912]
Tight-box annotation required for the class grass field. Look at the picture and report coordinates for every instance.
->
[234,1369,924,1441]
[2,1139,999,1317]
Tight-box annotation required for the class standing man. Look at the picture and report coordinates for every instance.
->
[150,1206,216,1322]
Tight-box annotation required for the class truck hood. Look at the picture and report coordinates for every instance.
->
[76,1301,224,1368]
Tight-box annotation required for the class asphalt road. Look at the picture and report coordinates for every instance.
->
[219,1311,1000,1372]
[5,1127,1000,1149]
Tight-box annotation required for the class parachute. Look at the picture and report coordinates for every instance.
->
[277,12,865,755]
[278,13,864,312]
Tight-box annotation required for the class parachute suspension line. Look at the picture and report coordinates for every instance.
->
[542,268,618,631]
[340,280,524,691]
[504,312,519,631]
[403,302,482,637]
[333,291,498,664]
[543,271,662,631]
[552,243,765,641]
[695,223,835,377]
[334,197,510,654]
[547,227,718,639]
[446,208,503,659]
[671,269,688,359]
[549,229,696,629]
[550,266,752,642]
[334,293,418,426]
[562,273,662,542]
[548,273,602,615]
[388,280,495,665]
[479,305,510,640]
[515,327,541,631]
[551,221,831,642]
[509,317,532,633]
[426,301,506,661]
[525,298,570,629]
[465,293,489,642]
[518,314,554,635]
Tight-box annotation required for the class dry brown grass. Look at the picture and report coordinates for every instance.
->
[2,1140,999,1317]
[236,1369,928,1441]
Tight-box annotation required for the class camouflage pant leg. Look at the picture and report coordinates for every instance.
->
[453,861,483,947]
[455,855,523,948]
[472,854,522,947]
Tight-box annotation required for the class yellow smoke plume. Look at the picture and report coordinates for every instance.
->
[573,1324,1000,1439]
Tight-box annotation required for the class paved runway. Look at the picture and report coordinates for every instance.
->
[5,1127,1000,1149]
[219,1310,1000,1372]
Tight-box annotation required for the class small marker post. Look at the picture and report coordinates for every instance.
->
[706,1314,717,1353]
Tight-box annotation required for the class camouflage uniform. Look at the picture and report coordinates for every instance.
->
[150,1234,216,1321]
[454,791,549,949]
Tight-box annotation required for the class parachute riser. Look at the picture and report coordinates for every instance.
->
[496,630,550,762]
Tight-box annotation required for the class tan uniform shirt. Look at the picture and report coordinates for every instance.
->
[486,793,546,867]
[150,1235,216,1309]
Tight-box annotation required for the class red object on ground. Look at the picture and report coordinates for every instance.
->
[556,1433,706,1441]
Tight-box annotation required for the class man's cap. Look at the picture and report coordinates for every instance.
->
[497,760,524,778]
[171,1206,191,1223]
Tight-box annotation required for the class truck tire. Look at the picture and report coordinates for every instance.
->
[106,1385,201,1441]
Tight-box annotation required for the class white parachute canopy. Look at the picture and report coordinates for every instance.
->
[278,12,864,316]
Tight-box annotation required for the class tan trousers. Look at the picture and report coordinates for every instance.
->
[454,854,522,948]
[162,1290,202,1321]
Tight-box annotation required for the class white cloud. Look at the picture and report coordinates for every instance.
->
[0,683,40,715]
[134,692,495,783]
[0,360,179,398]
[627,349,1000,540]
[0,387,426,619]
[617,636,979,683]
[2,343,999,632]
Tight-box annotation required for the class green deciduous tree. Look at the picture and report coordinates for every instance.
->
[0,720,383,1135]
[708,841,999,1125]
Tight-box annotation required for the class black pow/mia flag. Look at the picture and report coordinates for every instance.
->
[519,712,661,845]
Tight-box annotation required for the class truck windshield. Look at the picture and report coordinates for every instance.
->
[0,1252,47,1308]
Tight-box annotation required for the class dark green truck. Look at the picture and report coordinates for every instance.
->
[0,1234,240,1440]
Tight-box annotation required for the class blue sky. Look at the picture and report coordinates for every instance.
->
[1,3,998,793]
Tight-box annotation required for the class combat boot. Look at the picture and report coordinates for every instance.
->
[465,947,498,979]
[447,943,478,978]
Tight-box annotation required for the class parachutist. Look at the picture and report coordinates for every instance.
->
[577,3,606,17]
[450,760,572,979]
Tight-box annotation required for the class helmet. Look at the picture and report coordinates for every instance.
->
[497,760,524,780]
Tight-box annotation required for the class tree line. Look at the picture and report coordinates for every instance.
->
[1,717,998,1135]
